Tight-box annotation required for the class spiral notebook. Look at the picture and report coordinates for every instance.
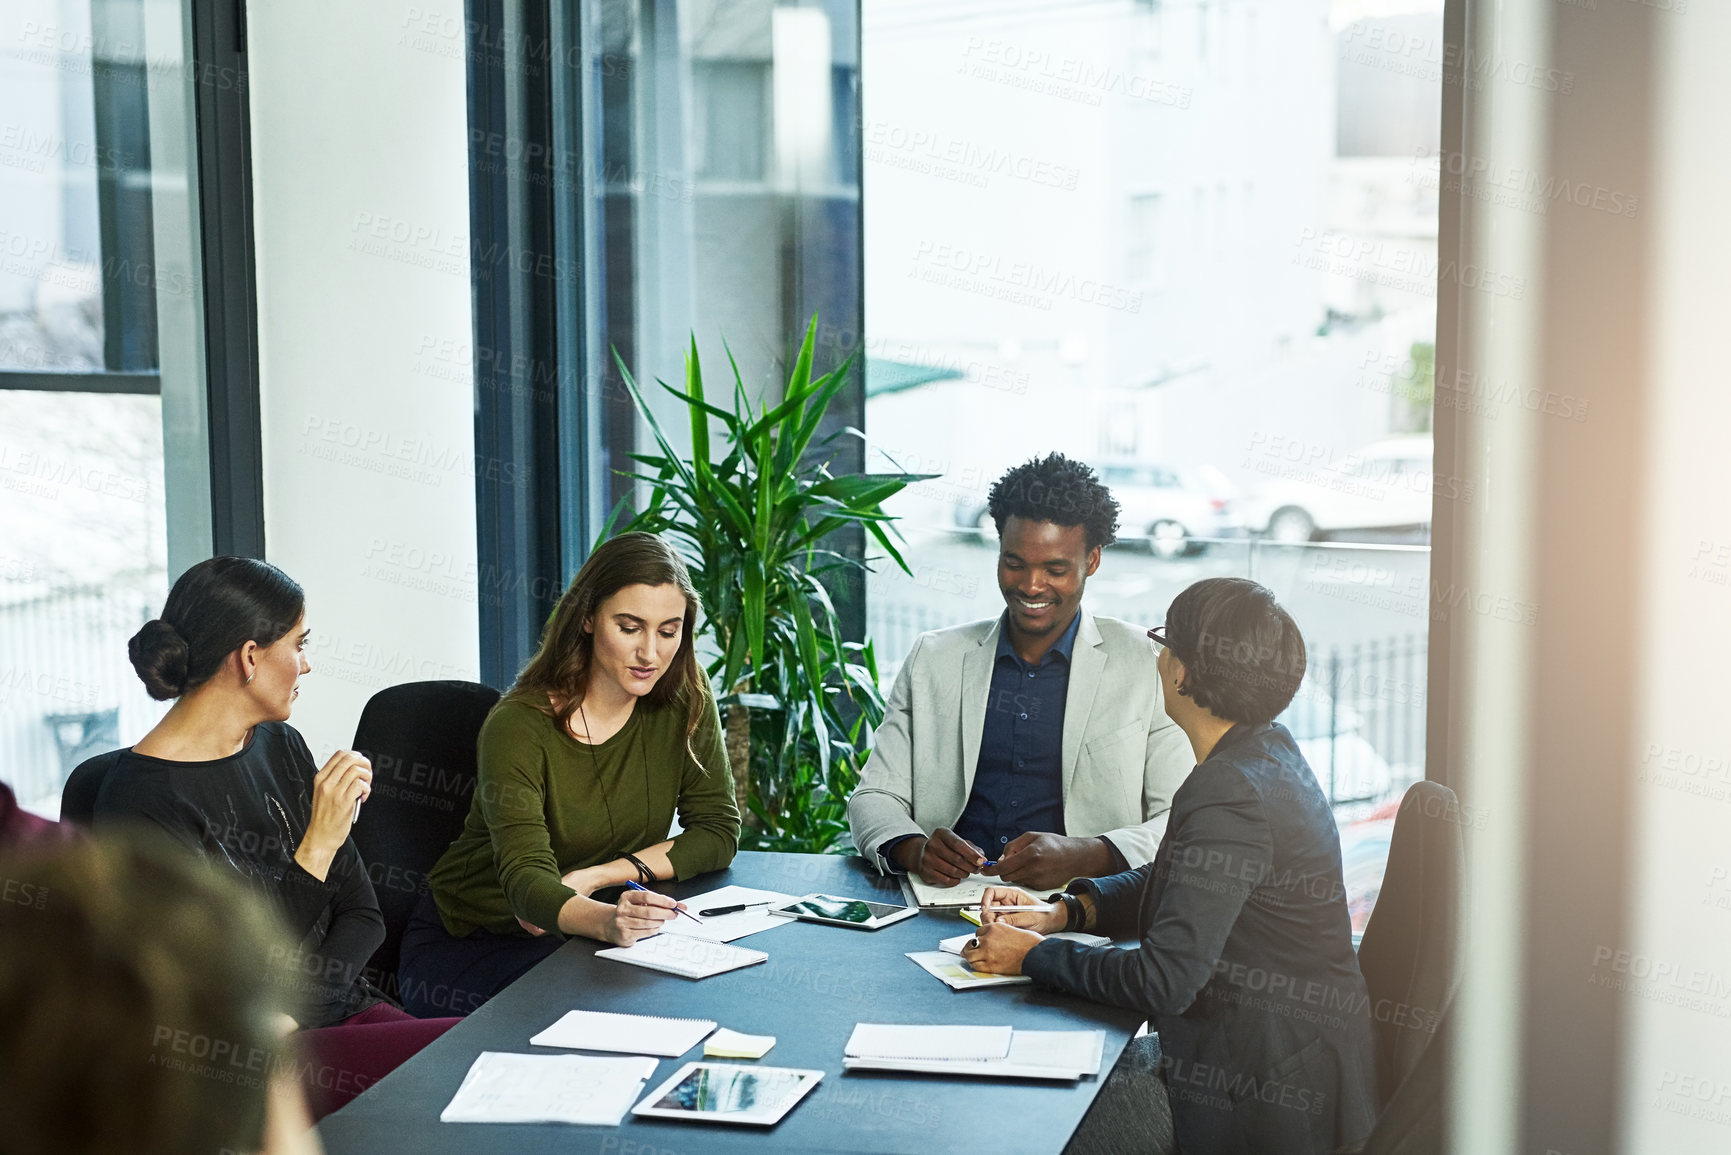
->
[530,1009,718,1057]
[595,932,769,979]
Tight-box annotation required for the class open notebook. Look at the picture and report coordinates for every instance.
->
[439,1052,658,1126]
[899,872,999,908]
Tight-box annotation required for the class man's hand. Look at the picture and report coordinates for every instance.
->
[960,921,1044,975]
[987,832,1112,890]
[892,827,988,886]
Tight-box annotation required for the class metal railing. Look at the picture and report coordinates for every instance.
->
[0,582,164,809]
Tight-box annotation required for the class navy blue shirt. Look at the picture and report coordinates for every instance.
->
[951,611,1081,855]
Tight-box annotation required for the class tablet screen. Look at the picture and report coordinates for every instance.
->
[780,895,901,923]
[649,1065,809,1115]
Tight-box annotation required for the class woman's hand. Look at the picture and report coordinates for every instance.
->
[516,915,548,938]
[960,922,1045,975]
[979,886,1065,934]
[601,887,681,947]
[294,749,372,881]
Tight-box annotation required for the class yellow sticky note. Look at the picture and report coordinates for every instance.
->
[704,1028,776,1059]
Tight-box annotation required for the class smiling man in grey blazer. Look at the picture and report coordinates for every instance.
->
[850,453,1192,891]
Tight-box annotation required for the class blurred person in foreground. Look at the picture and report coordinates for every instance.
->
[849,453,1191,891]
[964,577,1378,1155]
[0,835,321,1155]
[95,556,458,1118]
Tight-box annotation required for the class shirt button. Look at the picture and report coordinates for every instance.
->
[1019,712,1028,720]
[1027,671,1035,679]
[1012,801,1021,808]
[1000,836,1009,844]
[1017,759,1025,767]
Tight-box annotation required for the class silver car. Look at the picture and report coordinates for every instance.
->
[955,460,1243,559]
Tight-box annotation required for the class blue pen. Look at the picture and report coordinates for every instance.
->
[624,879,705,926]
[981,860,998,869]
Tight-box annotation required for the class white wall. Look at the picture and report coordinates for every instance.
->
[1624,3,1731,1148]
[246,1,480,759]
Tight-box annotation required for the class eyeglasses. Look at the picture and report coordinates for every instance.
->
[1146,625,1168,648]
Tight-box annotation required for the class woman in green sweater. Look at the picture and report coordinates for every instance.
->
[397,533,740,1015]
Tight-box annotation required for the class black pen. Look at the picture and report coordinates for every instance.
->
[698,901,773,917]
[624,880,705,925]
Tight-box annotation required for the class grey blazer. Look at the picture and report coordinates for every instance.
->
[849,610,1193,870]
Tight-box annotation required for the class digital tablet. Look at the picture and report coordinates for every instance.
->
[767,893,920,930]
[630,1062,823,1126]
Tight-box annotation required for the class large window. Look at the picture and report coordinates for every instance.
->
[0,0,213,812]
[469,0,864,682]
[862,0,1445,931]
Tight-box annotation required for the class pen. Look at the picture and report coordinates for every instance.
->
[697,901,771,917]
[625,879,705,925]
[971,905,1052,913]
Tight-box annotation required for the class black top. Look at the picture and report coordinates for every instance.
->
[953,609,1079,854]
[93,722,386,1027]
[1025,721,1379,1155]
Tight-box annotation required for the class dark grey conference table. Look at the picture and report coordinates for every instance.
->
[318,851,1145,1154]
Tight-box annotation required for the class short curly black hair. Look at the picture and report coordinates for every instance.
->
[1164,577,1307,724]
[986,453,1120,551]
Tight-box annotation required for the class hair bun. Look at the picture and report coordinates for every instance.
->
[129,619,191,700]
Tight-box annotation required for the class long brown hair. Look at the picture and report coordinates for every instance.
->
[503,531,711,751]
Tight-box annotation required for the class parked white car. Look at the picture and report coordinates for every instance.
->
[1241,436,1436,543]
[955,460,1243,560]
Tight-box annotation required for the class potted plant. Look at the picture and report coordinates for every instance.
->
[603,318,932,853]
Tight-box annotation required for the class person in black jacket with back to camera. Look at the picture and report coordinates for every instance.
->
[964,577,1378,1155]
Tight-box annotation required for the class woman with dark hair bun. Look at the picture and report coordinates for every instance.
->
[398,532,739,1015]
[964,577,1378,1155]
[96,556,458,1122]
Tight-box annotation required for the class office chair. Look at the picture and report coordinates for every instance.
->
[1336,1007,1451,1155]
[1356,780,1467,1108]
[60,748,125,827]
[350,679,500,998]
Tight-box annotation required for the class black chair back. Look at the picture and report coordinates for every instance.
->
[60,748,125,827]
[350,680,500,990]
[1356,781,1467,1107]
[1336,1008,1451,1155]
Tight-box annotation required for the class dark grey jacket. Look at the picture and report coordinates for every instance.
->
[1025,721,1378,1155]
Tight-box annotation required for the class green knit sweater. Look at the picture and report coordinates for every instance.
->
[427,690,739,938]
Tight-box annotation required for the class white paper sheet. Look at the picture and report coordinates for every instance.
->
[439,1051,658,1125]
[668,885,798,942]
[844,1022,1014,1061]
[596,932,768,979]
[841,1030,1106,1080]
[530,1009,716,1057]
